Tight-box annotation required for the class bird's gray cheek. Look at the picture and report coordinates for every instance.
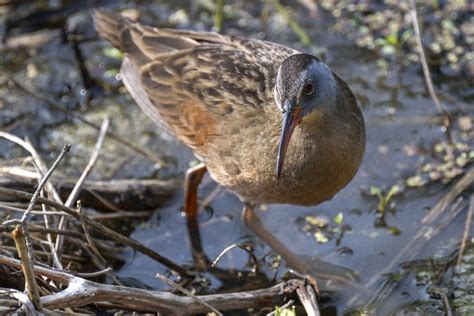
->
[273,88,283,111]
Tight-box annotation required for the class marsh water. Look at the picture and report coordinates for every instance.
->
[1,1,472,314]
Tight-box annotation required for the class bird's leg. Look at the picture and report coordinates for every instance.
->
[183,162,210,270]
[242,203,319,291]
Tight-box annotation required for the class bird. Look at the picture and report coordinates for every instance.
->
[93,9,365,279]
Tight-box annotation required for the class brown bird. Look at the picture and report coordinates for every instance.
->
[93,9,365,278]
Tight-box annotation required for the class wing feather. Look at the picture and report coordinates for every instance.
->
[94,9,298,158]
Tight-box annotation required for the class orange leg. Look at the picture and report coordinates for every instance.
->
[242,203,319,292]
[183,163,210,269]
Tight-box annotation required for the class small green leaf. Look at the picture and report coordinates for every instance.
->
[370,186,381,196]
[305,215,327,227]
[386,34,398,46]
[400,29,413,45]
[375,38,389,46]
[388,226,401,236]
[386,185,400,201]
[389,273,402,282]
[103,47,123,59]
[314,231,329,243]
[406,175,425,187]
[334,212,344,225]
[275,306,296,316]
[381,45,396,55]
[104,68,119,78]
[189,159,201,167]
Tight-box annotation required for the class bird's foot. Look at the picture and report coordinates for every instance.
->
[290,269,320,298]
[193,251,212,271]
[303,274,320,298]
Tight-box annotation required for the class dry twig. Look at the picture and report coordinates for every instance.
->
[0,254,304,313]
[39,190,62,269]
[0,168,177,211]
[212,243,259,273]
[1,144,70,227]
[74,267,113,278]
[76,202,105,264]
[1,143,70,280]
[0,244,88,262]
[1,289,36,315]
[432,286,454,316]
[457,194,473,268]
[156,272,223,315]
[27,225,83,239]
[0,202,69,216]
[0,132,64,204]
[55,118,109,255]
[408,0,451,134]
[296,282,320,316]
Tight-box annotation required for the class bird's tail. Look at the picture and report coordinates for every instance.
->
[93,9,132,51]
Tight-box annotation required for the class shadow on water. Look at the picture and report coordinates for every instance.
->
[0,0,473,314]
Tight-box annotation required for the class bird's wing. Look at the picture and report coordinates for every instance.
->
[94,10,297,157]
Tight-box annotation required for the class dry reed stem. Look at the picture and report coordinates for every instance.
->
[39,190,62,269]
[409,0,451,136]
[55,118,109,256]
[11,225,42,310]
[457,194,473,268]
[76,202,105,264]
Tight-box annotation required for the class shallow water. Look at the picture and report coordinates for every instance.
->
[1,1,472,314]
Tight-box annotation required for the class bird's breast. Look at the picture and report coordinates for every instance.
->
[204,114,365,206]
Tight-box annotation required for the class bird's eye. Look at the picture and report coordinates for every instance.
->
[304,82,314,95]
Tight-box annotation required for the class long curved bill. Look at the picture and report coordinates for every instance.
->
[276,103,302,178]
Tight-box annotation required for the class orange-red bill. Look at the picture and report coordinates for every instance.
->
[276,106,302,178]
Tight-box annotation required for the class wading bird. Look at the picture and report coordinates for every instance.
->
[94,9,365,279]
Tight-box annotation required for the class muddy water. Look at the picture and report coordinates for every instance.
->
[1,1,472,315]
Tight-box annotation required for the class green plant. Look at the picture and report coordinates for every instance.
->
[375,29,413,56]
[214,0,225,32]
[274,305,296,316]
[370,184,400,216]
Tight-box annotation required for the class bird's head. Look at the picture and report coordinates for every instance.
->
[274,53,337,178]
